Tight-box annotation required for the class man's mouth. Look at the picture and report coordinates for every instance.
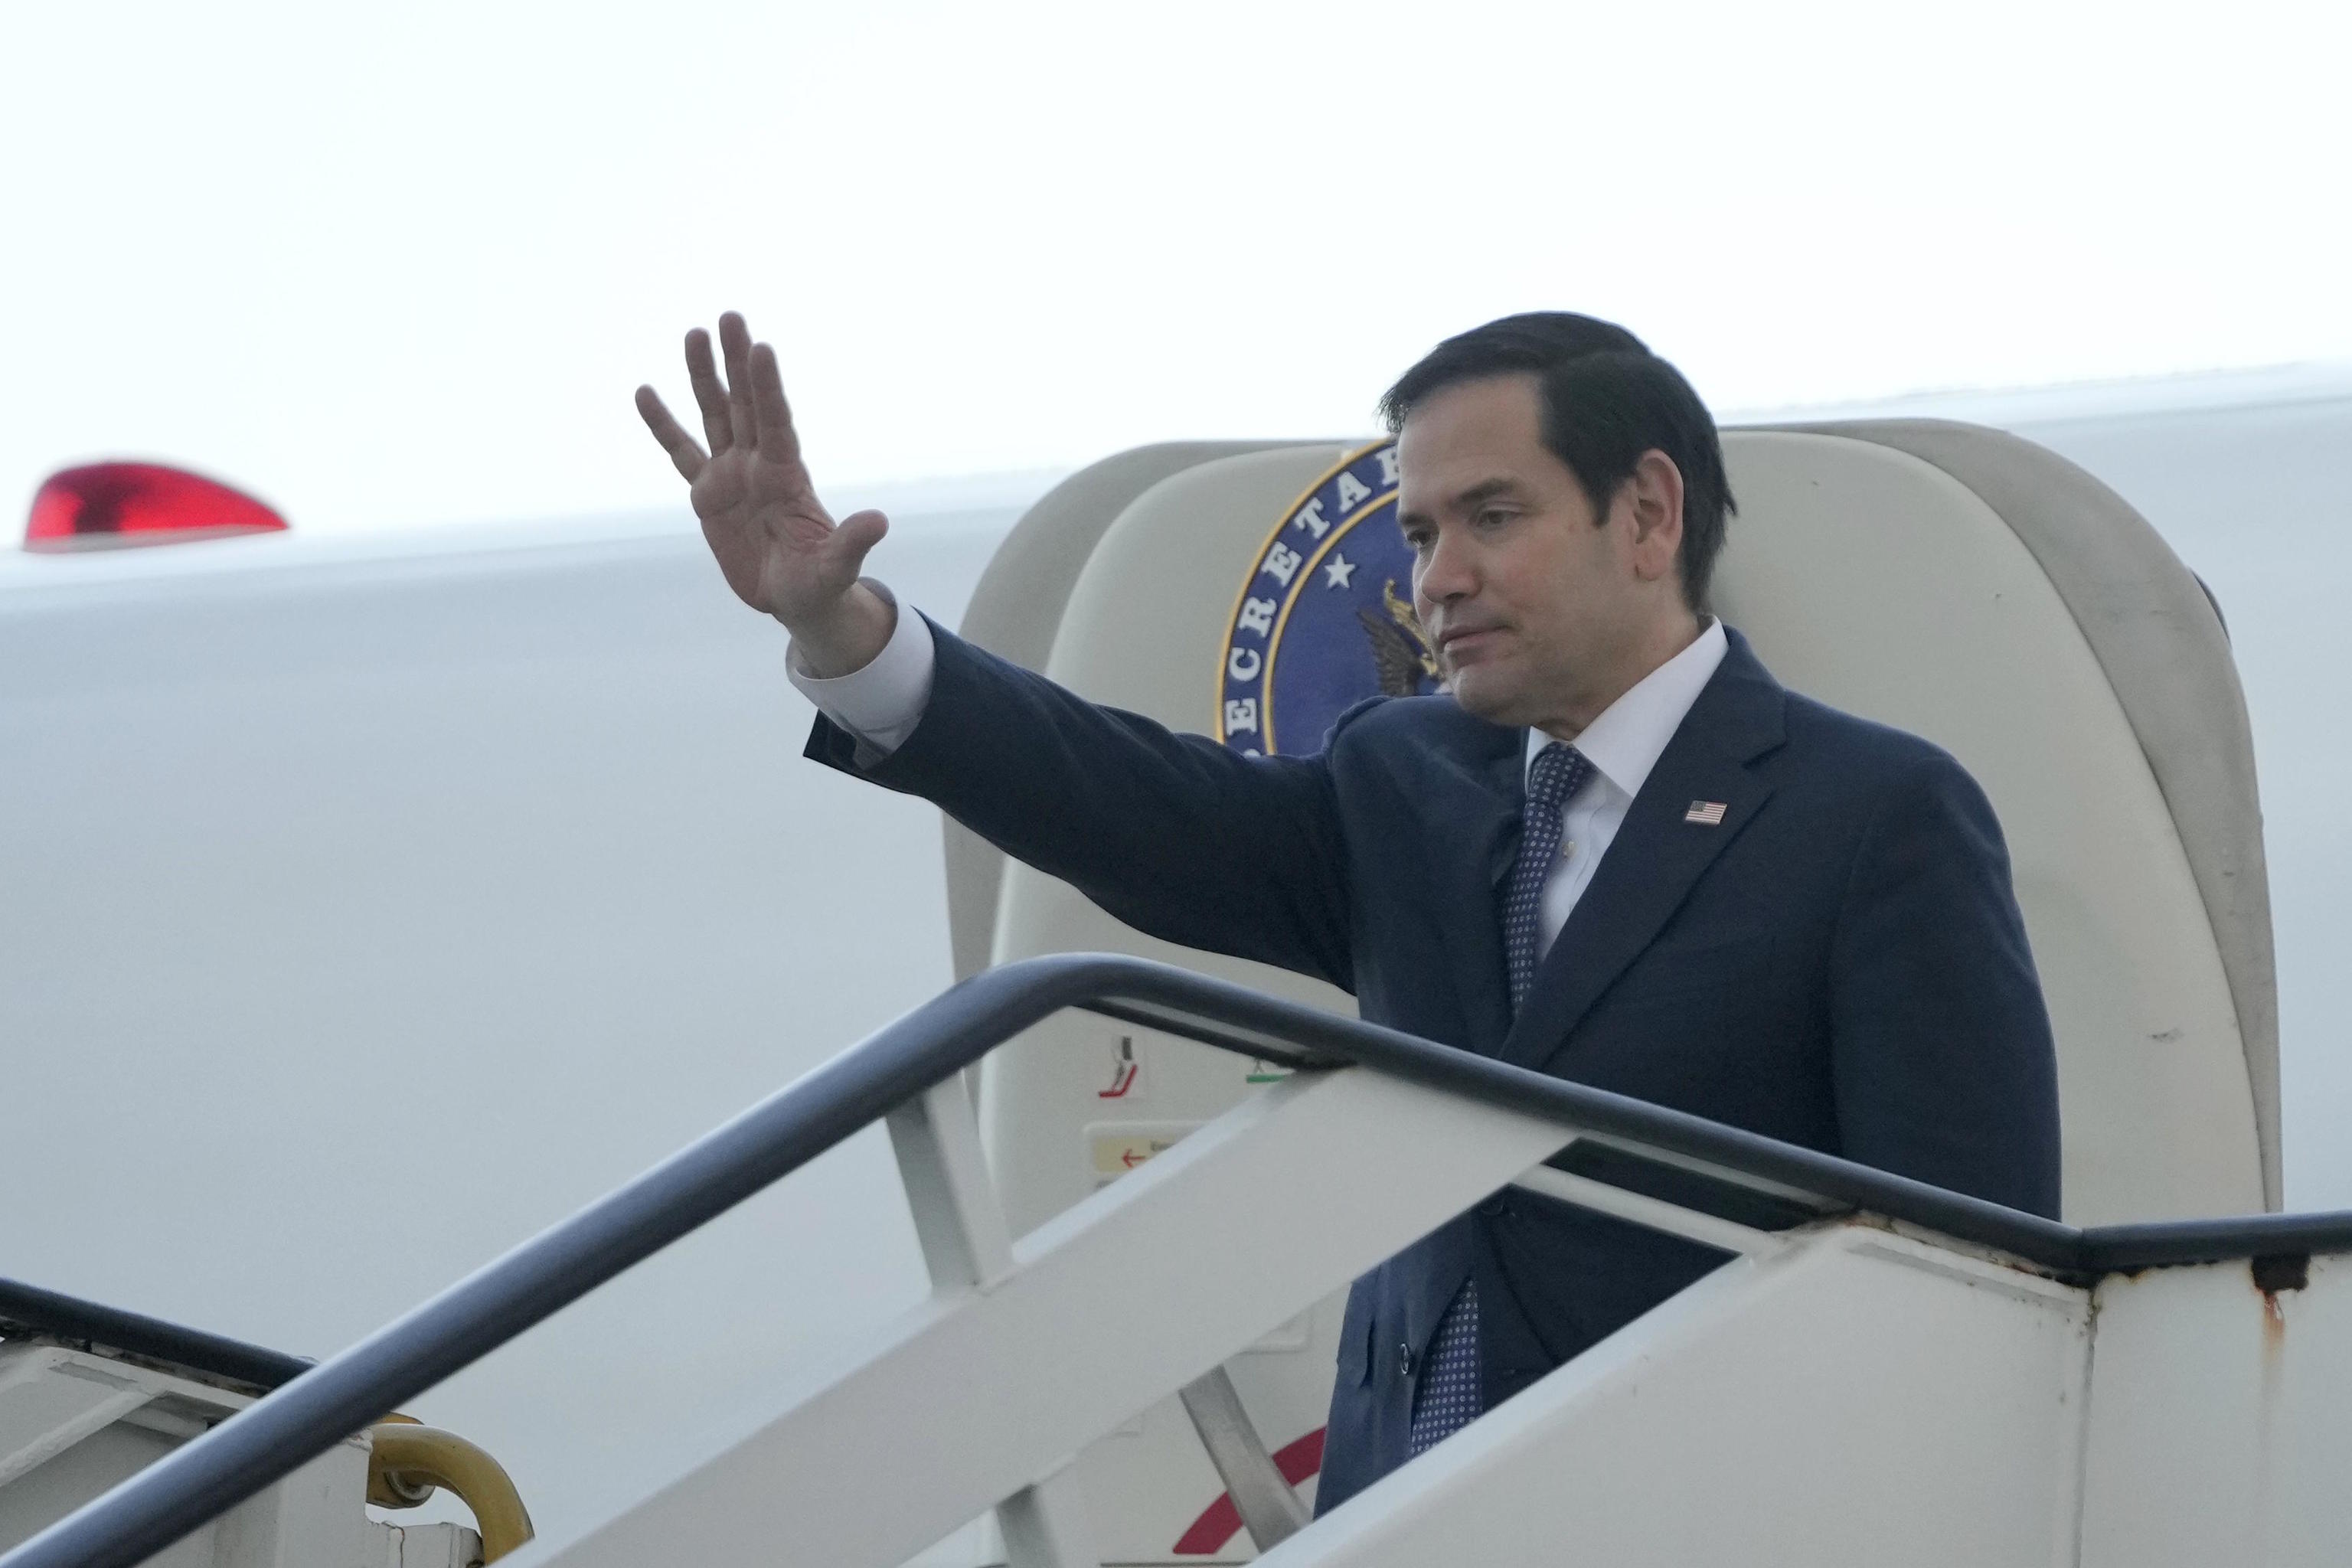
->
[1437,625,1505,662]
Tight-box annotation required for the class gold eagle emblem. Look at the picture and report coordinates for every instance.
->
[1357,579,1440,698]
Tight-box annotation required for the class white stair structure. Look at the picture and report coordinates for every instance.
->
[13,952,2344,1568]
[4,420,2338,1568]
[0,1284,532,1566]
[527,1050,2347,1568]
[0,1341,479,1567]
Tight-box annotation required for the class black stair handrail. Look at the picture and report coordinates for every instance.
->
[7,951,2346,1568]
[0,1279,313,1393]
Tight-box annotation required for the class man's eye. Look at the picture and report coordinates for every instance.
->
[1404,531,1433,554]
[1476,508,1514,528]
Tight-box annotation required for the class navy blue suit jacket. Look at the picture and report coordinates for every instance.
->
[807,620,2060,1513]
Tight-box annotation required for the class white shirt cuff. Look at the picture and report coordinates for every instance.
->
[785,582,936,757]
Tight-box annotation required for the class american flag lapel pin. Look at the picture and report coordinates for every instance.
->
[1684,800,1728,826]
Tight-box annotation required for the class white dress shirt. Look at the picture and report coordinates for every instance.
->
[1525,618,1726,959]
[785,585,940,756]
[788,599,1729,958]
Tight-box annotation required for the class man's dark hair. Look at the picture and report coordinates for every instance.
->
[1378,312,1737,611]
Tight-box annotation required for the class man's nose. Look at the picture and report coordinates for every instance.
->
[1417,528,1475,603]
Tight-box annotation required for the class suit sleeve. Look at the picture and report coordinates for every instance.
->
[805,618,1357,991]
[1827,750,2063,1218]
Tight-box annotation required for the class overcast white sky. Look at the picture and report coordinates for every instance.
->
[5,0,2350,537]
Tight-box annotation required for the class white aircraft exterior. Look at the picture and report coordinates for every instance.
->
[3,363,2350,1563]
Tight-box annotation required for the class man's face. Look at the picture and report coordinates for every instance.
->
[1397,374,1674,733]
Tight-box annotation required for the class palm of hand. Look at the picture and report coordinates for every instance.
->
[691,444,838,623]
[636,313,887,629]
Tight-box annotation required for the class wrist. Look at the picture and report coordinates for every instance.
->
[788,580,897,678]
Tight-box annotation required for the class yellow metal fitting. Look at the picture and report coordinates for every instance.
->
[365,1422,536,1563]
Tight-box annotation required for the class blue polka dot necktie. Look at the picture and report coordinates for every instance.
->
[1406,740,1591,1458]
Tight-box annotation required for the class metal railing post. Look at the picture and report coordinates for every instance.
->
[1178,1367,1310,1550]
[887,1078,1014,1292]
[996,1459,1101,1568]
[887,1075,1098,1566]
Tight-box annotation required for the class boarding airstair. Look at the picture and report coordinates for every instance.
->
[4,956,2346,1567]
[0,1283,528,1566]
[5,420,2337,1566]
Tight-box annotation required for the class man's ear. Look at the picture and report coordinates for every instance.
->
[1625,449,1686,584]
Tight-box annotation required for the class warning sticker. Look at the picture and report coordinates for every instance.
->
[1098,1035,1142,1100]
[1086,1123,1199,1189]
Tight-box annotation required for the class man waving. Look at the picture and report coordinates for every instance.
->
[636,309,2061,1511]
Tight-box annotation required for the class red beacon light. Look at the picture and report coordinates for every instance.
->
[24,462,289,553]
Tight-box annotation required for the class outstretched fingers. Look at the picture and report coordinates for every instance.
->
[684,328,733,456]
[719,312,757,452]
[642,313,808,494]
[635,385,706,481]
[750,342,802,466]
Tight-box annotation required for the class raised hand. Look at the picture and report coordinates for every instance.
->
[636,313,894,673]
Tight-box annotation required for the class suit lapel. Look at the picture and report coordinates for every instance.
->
[1416,717,1524,1053]
[1499,633,1788,1070]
